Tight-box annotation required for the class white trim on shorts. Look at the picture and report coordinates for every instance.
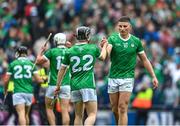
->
[71,88,97,103]
[108,78,134,93]
[13,93,33,106]
[45,85,71,99]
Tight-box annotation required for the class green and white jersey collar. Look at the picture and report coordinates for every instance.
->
[75,42,88,45]
[119,33,131,41]
[17,57,27,60]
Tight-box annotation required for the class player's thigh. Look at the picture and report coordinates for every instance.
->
[45,97,54,109]
[59,85,71,100]
[119,92,131,107]
[74,101,84,116]
[119,78,134,92]
[81,89,97,102]
[109,92,119,107]
[13,93,26,106]
[108,78,119,93]
[85,101,97,115]
[25,105,31,116]
[15,104,25,117]
[60,98,70,111]
[45,85,56,99]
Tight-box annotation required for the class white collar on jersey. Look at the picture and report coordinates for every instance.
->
[75,42,88,45]
[17,57,27,60]
[57,45,66,48]
[119,33,131,41]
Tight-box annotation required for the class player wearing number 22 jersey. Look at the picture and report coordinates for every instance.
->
[55,26,107,125]
[62,43,100,91]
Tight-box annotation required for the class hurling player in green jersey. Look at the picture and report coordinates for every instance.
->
[101,16,158,125]
[36,33,71,125]
[4,46,45,125]
[55,26,107,125]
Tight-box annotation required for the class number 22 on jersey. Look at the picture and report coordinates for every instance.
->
[70,54,93,73]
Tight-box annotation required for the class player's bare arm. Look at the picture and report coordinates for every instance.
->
[138,52,159,89]
[3,74,11,95]
[36,45,49,65]
[55,65,68,95]
[99,42,108,61]
[107,44,112,58]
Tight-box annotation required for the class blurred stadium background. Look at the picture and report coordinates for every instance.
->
[0,0,179,125]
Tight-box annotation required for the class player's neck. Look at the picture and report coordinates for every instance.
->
[121,34,129,39]
[76,40,88,45]
[119,33,131,41]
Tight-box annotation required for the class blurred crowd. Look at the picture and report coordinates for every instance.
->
[0,0,180,113]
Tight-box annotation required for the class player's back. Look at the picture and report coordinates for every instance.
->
[8,57,35,93]
[44,47,70,86]
[64,43,100,91]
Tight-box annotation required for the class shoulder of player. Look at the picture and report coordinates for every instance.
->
[108,32,119,39]
[130,34,141,42]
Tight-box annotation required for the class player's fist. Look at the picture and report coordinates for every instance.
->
[100,37,108,48]
[40,45,48,54]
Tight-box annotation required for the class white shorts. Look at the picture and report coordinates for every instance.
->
[13,93,33,106]
[108,78,134,93]
[45,85,71,99]
[71,88,97,103]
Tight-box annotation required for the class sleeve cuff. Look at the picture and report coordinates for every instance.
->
[33,71,38,74]
[61,64,68,67]
[138,51,144,54]
[6,72,12,75]
[43,55,49,61]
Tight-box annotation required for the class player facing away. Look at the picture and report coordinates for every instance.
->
[54,26,107,125]
[4,46,45,125]
[36,33,71,125]
[101,16,159,125]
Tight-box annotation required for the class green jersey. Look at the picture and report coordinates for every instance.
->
[44,47,70,86]
[62,43,100,91]
[108,33,144,78]
[7,57,38,93]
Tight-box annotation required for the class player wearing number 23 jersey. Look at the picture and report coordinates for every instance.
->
[7,57,38,94]
[5,46,44,125]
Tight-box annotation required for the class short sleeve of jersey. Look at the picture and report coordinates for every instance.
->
[136,38,144,53]
[95,45,100,58]
[62,51,70,66]
[7,63,12,75]
[32,64,38,74]
[108,36,113,45]
[44,50,51,60]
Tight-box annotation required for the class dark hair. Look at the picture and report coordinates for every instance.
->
[76,26,91,40]
[118,16,131,23]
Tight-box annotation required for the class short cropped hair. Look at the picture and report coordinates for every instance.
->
[118,16,131,23]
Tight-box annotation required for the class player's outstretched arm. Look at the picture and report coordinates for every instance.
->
[99,41,108,61]
[4,74,11,96]
[138,52,159,89]
[54,65,68,95]
[36,45,48,65]
[106,44,112,58]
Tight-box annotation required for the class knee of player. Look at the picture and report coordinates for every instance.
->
[118,103,128,113]
[111,105,118,113]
